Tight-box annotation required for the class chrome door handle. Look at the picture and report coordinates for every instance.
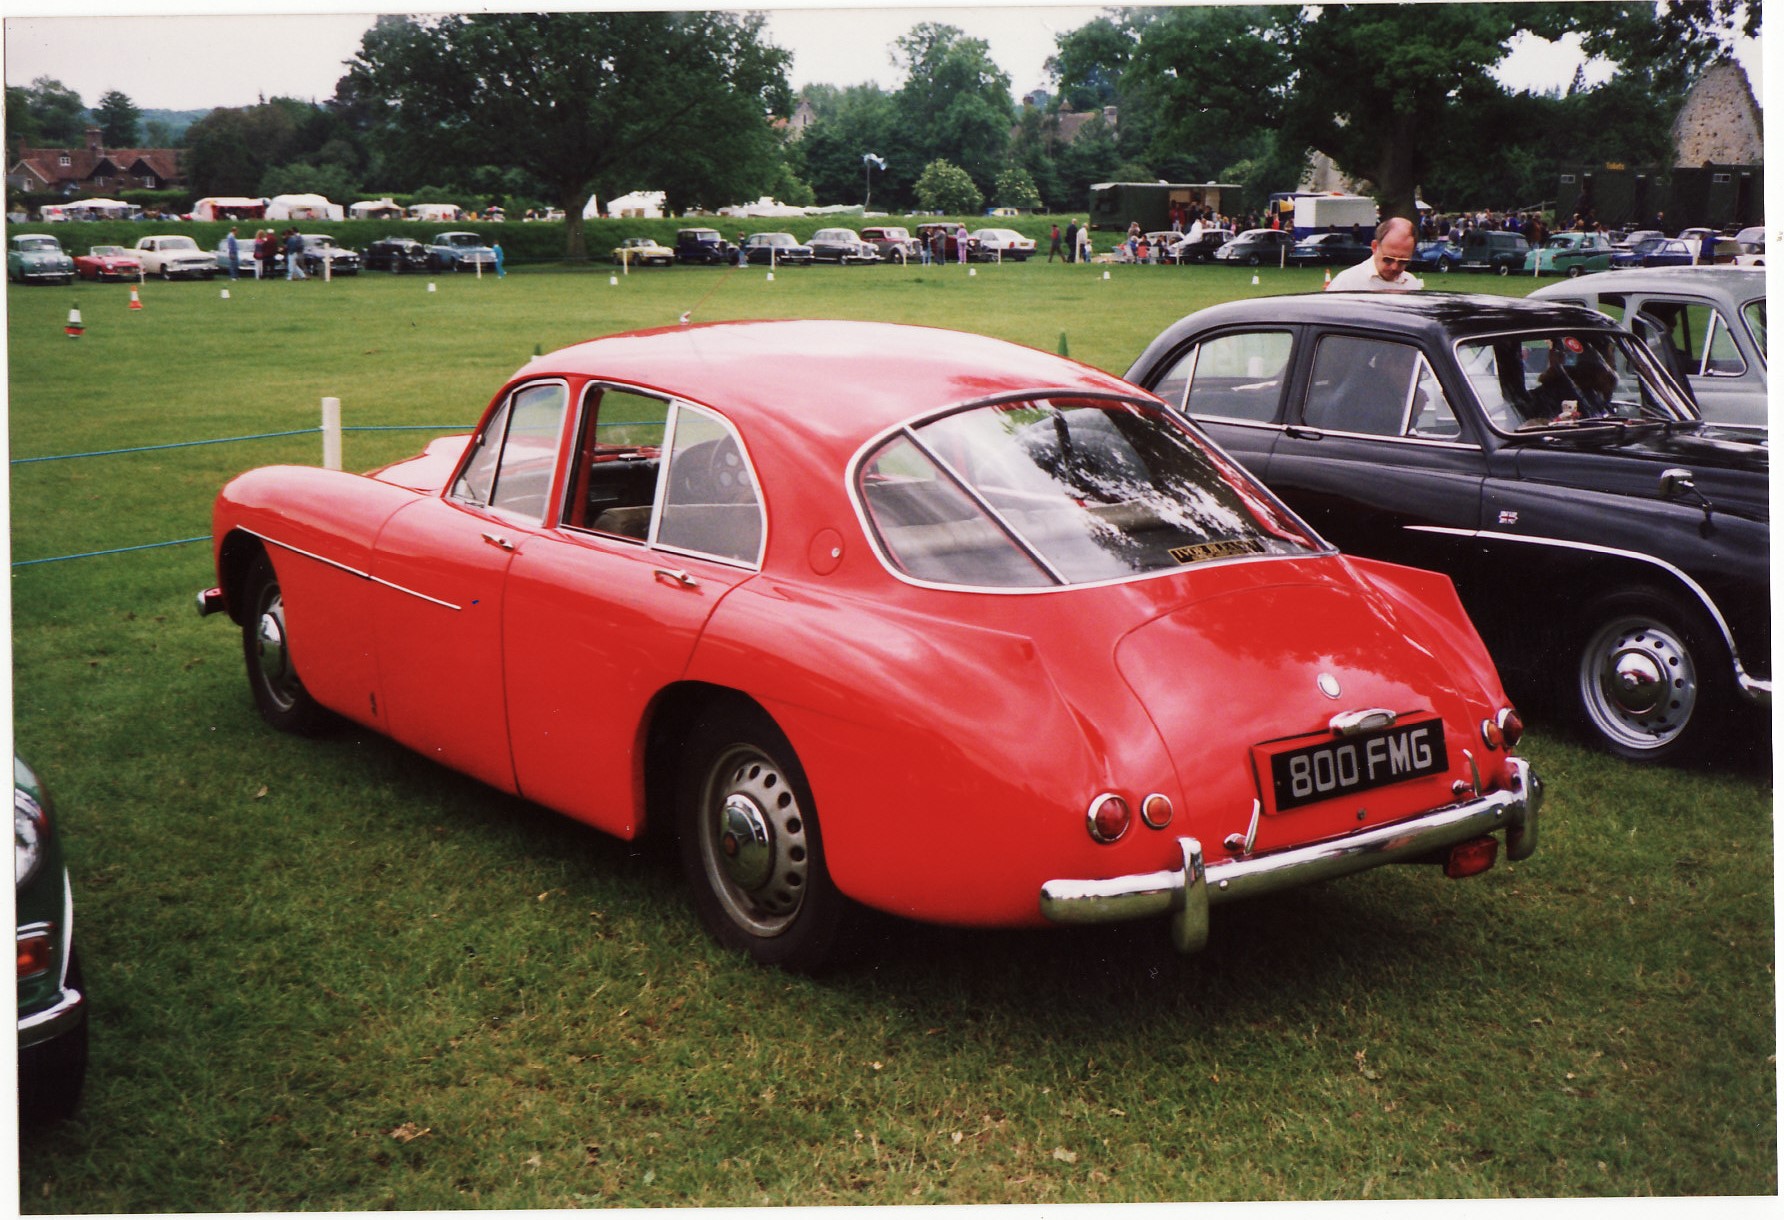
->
[653,567,699,589]
[481,532,515,551]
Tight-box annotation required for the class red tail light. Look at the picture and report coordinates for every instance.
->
[1497,707,1525,748]
[1444,836,1499,879]
[17,933,52,979]
[1087,794,1132,843]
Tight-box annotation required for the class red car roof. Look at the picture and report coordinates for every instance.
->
[514,319,1143,457]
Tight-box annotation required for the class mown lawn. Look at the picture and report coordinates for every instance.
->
[8,257,1774,1209]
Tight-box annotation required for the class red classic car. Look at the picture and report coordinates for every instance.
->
[198,320,1542,971]
[73,244,142,282]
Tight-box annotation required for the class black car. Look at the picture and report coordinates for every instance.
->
[1287,231,1375,266]
[1170,227,1235,264]
[1212,228,1293,266]
[1455,230,1532,275]
[807,227,882,264]
[1127,293,1769,763]
[295,234,362,276]
[363,236,432,273]
[740,232,815,266]
[675,227,733,265]
[16,756,88,1122]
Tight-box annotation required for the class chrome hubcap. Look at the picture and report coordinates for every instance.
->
[701,745,808,937]
[1581,616,1697,749]
[254,593,299,710]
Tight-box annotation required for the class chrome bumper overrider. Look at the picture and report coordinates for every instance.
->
[1040,757,1542,954]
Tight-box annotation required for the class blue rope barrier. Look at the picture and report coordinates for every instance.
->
[341,425,464,432]
[12,429,321,465]
[12,535,212,569]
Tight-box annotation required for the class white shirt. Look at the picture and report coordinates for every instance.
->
[1326,258,1423,292]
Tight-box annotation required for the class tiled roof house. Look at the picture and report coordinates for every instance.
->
[8,126,184,196]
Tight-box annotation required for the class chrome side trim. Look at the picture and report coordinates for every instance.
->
[1039,758,1542,953]
[242,527,462,611]
[1405,525,1767,703]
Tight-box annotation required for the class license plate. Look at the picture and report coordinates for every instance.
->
[1265,719,1448,812]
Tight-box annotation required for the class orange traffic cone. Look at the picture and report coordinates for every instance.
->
[1323,268,1331,286]
[65,306,84,338]
[129,287,143,310]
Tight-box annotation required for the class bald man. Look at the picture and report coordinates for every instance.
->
[1326,216,1424,292]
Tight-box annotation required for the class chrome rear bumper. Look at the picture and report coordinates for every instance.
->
[1040,757,1542,954]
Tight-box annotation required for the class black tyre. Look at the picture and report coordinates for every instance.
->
[241,551,329,734]
[160,265,171,280]
[1247,253,1261,266]
[1566,263,1585,278]
[676,702,853,972]
[1573,589,1727,763]
[1497,263,1512,276]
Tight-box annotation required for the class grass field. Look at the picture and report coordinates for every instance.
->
[8,259,1775,1208]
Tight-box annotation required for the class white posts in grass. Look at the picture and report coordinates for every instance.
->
[322,397,342,470]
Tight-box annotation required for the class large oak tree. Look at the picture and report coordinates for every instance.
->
[340,11,792,258]
[1061,2,1759,217]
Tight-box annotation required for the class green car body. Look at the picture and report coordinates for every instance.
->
[1523,231,1616,277]
[7,233,76,284]
[16,756,88,1121]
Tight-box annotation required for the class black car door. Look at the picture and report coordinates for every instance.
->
[1259,329,1490,565]
[1141,324,1296,477]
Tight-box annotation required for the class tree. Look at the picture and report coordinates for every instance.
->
[786,85,904,206]
[341,11,792,258]
[94,90,142,147]
[892,24,1015,198]
[6,77,86,146]
[993,165,1042,211]
[913,159,982,214]
[1045,16,1135,112]
[1103,3,1757,218]
[183,98,322,197]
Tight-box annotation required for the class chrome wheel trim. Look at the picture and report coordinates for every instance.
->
[1580,614,1698,750]
[253,587,302,713]
[698,744,808,938]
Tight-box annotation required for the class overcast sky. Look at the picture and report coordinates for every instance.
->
[2,2,1767,115]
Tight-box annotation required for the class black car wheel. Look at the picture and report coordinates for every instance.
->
[242,551,329,734]
[1573,589,1726,763]
[1566,264,1585,278]
[677,701,853,972]
[1246,253,1261,266]
[1497,263,1512,276]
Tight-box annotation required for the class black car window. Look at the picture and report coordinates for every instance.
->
[657,405,764,565]
[563,387,669,539]
[451,381,568,518]
[563,390,761,566]
[1301,336,1432,437]
[858,396,1318,589]
[486,383,569,520]
[1638,301,1744,377]
[1741,299,1766,360]
[1155,330,1292,423]
[1456,331,1691,431]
